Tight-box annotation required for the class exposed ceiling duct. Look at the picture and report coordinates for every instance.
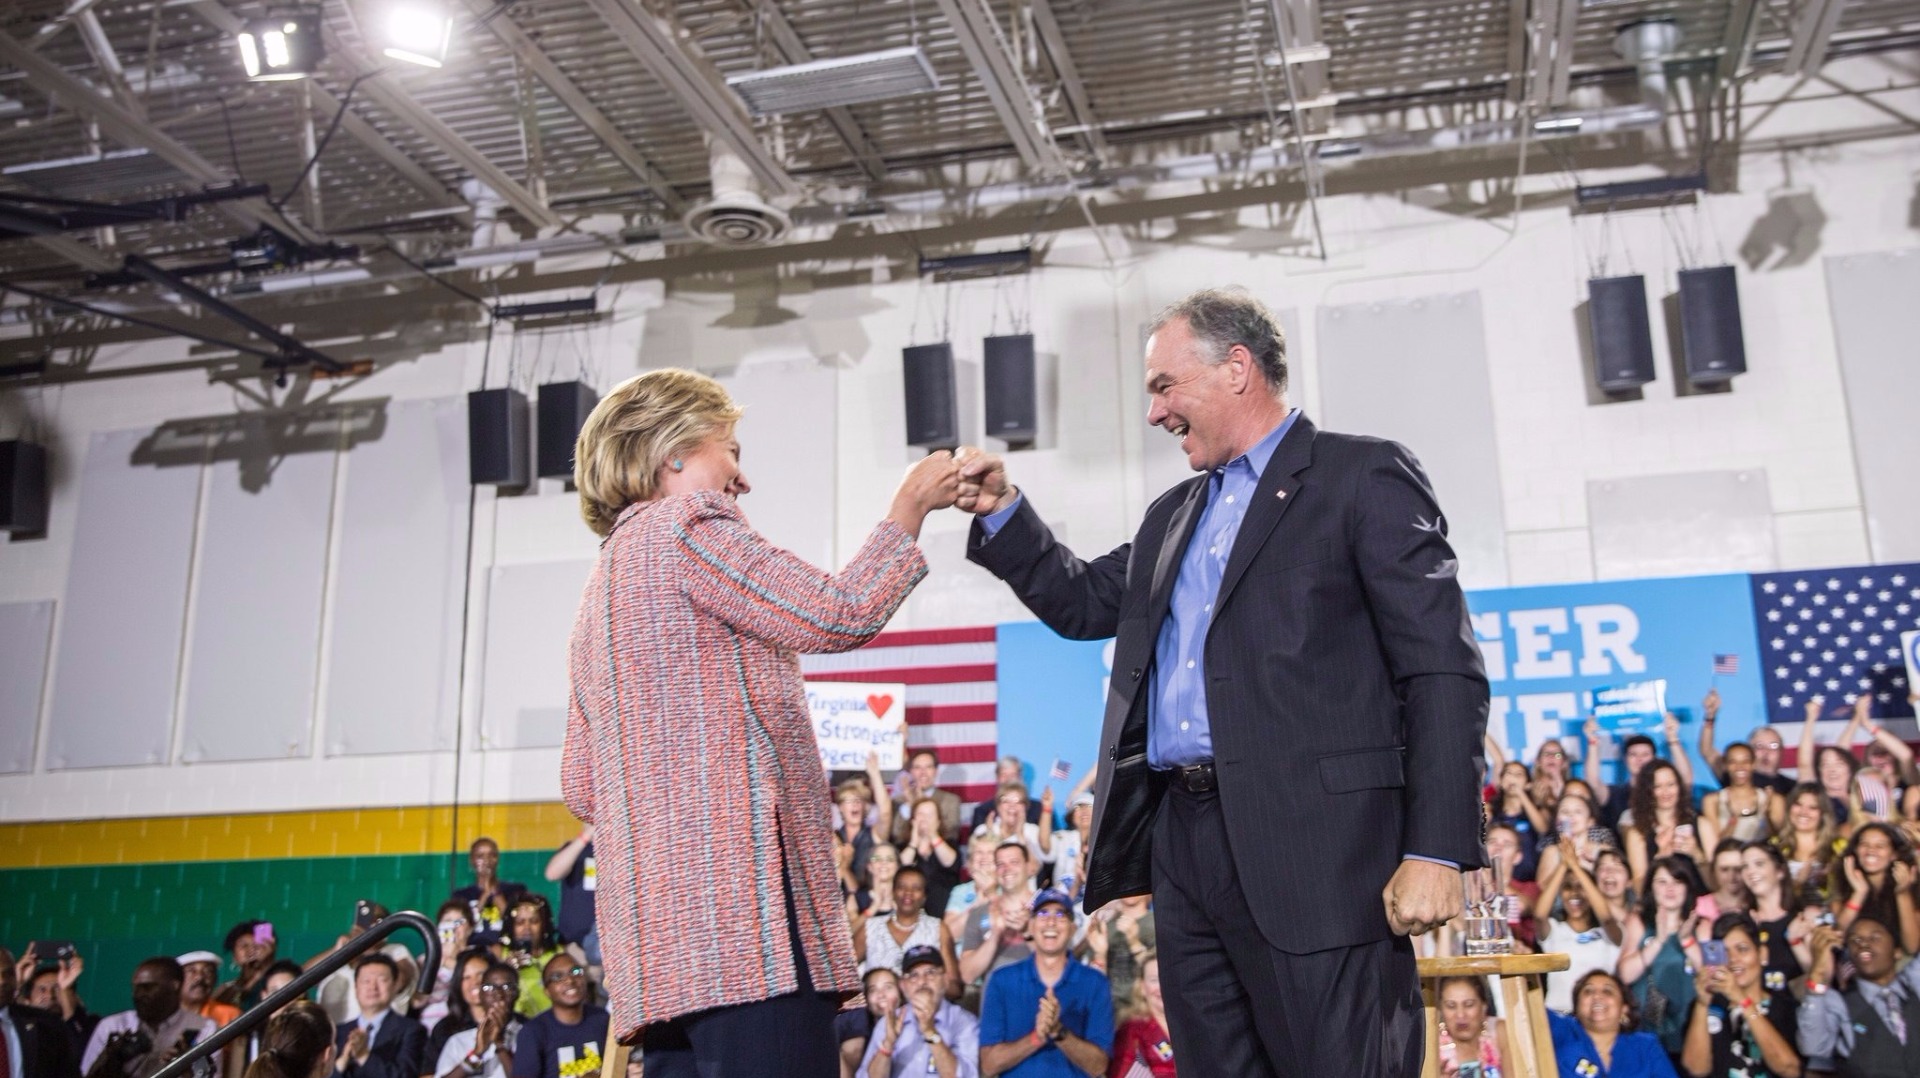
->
[726,46,939,116]
[683,144,792,248]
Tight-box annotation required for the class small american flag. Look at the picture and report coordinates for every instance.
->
[1123,1059,1154,1078]
[1712,654,1740,675]
[1049,757,1072,780]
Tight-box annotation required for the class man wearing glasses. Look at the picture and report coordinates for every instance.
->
[437,965,521,1078]
[978,890,1112,1077]
[511,956,608,1078]
[859,945,979,1078]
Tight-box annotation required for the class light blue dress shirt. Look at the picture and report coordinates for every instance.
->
[0,1007,23,1078]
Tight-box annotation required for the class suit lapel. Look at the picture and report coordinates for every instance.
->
[1214,414,1316,613]
[1146,477,1209,629]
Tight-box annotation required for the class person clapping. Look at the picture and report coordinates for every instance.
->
[859,946,979,1078]
[978,890,1112,1077]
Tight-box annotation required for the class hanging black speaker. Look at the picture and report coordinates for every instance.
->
[0,440,48,535]
[537,381,599,480]
[1677,266,1747,385]
[902,343,959,449]
[983,334,1037,445]
[468,387,530,489]
[1588,275,1656,392]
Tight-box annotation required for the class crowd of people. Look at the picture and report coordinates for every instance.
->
[9,691,1920,1078]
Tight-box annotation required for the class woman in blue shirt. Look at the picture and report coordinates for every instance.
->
[1549,971,1678,1078]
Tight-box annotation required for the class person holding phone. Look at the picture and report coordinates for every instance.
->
[500,897,584,1020]
[217,921,280,1011]
[1626,761,1714,888]
[1681,913,1802,1078]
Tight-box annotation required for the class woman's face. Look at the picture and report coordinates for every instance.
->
[1725,747,1755,787]
[661,427,750,499]
[1536,742,1569,778]
[838,794,867,826]
[969,847,996,886]
[1575,977,1626,1034]
[509,903,542,944]
[1500,763,1528,792]
[912,800,940,833]
[1142,959,1163,1012]
[263,970,296,998]
[1713,852,1747,896]
[1440,982,1486,1043]
[1595,855,1630,897]
[865,972,901,1015]
[1789,792,1822,832]
[439,914,472,957]
[1819,749,1853,794]
[1557,796,1594,834]
[1854,829,1895,874]
[1867,748,1898,781]
[1651,768,1680,811]
[1651,868,1687,912]
[1072,803,1093,830]
[1740,848,1783,899]
[893,872,926,916]
[1563,882,1591,920]
[459,956,490,1007]
[869,846,900,883]
[1724,929,1762,992]
[1485,828,1521,869]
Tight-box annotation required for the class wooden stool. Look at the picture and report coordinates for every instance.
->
[1416,953,1570,1078]
[599,1033,631,1078]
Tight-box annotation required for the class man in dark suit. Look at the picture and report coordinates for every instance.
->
[954,287,1489,1076]
[0,947,81,1078]
[331,954,424,1078]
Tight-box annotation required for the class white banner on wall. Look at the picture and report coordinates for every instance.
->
[809,681,906,771]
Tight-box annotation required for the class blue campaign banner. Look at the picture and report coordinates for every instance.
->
[994,621,1111,810]
[1467,574,1766,786]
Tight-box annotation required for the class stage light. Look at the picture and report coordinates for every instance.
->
[383,4,454,68]
[235,7,324,82]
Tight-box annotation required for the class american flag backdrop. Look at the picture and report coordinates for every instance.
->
[800,626,1002,806]
[1751,563,1919,760]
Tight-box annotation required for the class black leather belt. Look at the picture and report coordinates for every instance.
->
[1166,761,1217,794]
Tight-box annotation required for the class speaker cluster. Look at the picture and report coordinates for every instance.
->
[903,334,1038,450]
[0,440,48,536]
[1586,267,1747,394]
[467,381,600,489]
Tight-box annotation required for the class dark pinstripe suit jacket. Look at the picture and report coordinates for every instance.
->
[968,414,1489,954]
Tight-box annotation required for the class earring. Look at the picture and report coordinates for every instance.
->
[669,459,684,472]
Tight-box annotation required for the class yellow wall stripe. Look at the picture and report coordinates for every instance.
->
[0,801,585,869]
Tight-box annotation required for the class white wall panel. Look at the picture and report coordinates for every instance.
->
[479,559,594,750]
[1824,249,1920,563]
[324,398,470,756]
[178,432,336,763]
[45,430,202,769]
[0,600,54,773]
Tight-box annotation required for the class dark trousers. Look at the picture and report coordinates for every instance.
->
[642,858,837,1078]
[1152,782,1423,1077]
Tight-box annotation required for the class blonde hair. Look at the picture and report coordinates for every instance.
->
[574,369,743,536]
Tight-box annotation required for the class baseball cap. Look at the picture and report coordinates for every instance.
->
[1071,792,1094,809]
[1030,888,1074,914]
[177,950,221,967]
[899,944,944,974]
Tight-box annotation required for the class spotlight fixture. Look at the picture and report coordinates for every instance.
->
[236,6,324,82]
[383,4,454,68]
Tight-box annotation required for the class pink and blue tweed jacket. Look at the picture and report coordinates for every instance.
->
[562,490,927,1038]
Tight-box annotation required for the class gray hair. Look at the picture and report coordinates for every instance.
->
[1148,287,1288,392]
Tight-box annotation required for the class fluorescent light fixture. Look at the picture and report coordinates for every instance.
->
[1315,140,1363,159]
[236,8,324,81]
[727,46,938,115]
[383,5,454,68]
[1534,115,1585,133]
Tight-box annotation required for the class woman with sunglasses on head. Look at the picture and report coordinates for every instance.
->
[1680,913,1802,1078]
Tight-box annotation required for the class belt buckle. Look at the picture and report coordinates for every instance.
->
[1179,762,1216,793]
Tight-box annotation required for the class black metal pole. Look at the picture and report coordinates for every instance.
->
[151,911,440,1078]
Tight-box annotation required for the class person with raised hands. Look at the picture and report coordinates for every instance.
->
[1533,839,1623,1014]
[1830,823,1920,954]
[1618,855,1709,1058]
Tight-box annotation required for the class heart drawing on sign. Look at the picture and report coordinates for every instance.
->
[866,694,895,720]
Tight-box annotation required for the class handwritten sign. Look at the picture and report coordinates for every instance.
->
[808,681,906,771]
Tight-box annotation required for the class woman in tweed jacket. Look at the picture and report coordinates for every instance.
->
[562,369,960,1077]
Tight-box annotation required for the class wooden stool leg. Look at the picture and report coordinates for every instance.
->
[1421,979,1442,1078]
[1499,976,1544,1078]
[1524,975,1560,1078]
[601,1033,632,1078]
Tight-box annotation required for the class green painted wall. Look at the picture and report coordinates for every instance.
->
[1,851,560,1015]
